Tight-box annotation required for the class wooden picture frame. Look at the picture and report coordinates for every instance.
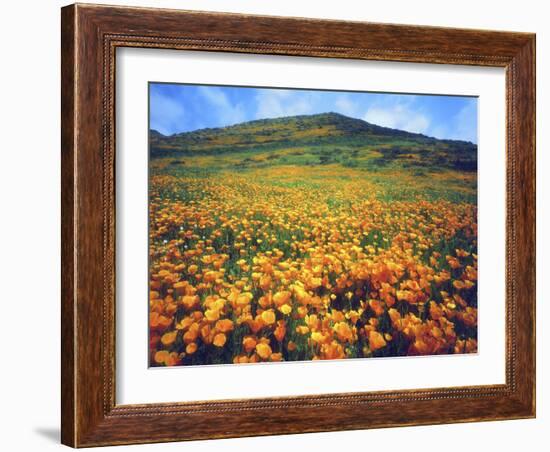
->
[61,3,535,447]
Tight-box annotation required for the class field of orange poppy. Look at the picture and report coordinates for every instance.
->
[148,161,477,367]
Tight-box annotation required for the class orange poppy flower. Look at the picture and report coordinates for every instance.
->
[260,309,276,325]
[161,330,177,346]
[255,343,272,359]
[213,333,227,347]
[369,331,387,351]
[215,318,234,333]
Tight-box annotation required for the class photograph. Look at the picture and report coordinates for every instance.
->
[148,83,479,367]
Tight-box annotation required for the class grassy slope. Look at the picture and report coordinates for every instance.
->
[150,112,477,203]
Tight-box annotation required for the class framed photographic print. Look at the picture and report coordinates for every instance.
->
[61,3,536,447]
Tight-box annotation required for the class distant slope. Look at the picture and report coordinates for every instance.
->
[150,112,477,172]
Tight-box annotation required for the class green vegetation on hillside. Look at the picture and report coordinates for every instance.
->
[150,112,477,175]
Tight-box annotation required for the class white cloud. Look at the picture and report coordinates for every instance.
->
[255,90,315,119]
[363,101,430,135]
[334,95,360,117]
[430,101,477,143]
[197,86,246,126]
[149,91,186,135]
[452,101,478,143]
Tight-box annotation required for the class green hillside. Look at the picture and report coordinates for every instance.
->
[150,112,477,173]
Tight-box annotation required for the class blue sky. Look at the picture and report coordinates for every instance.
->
[149,83,478,143]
